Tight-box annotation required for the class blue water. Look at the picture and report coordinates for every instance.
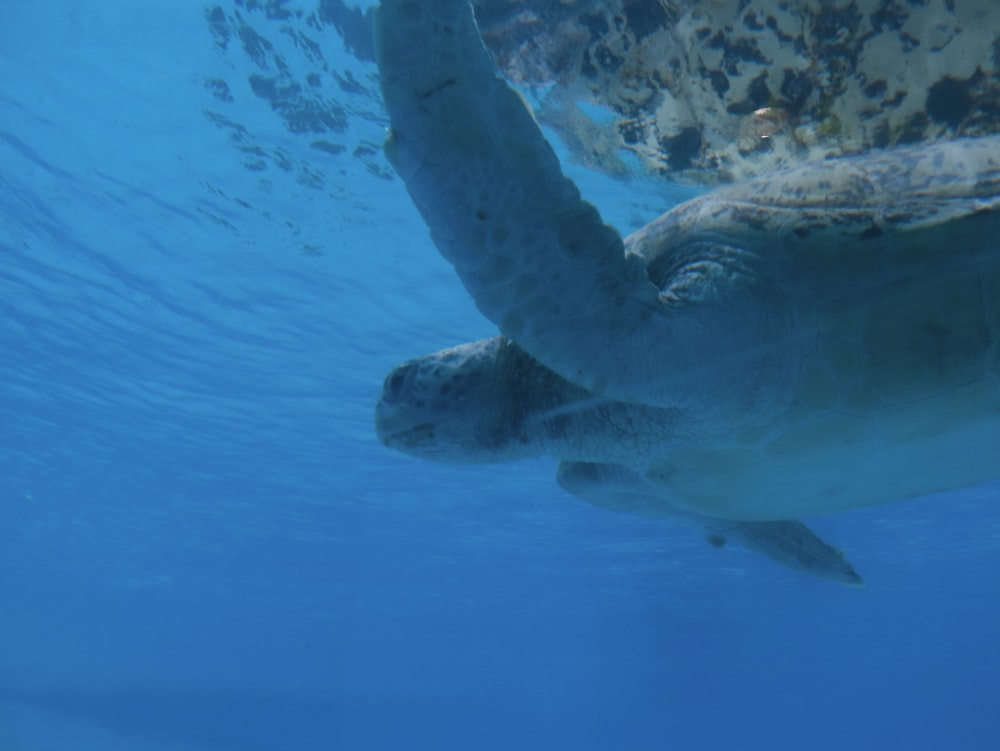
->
[2,2,999,749]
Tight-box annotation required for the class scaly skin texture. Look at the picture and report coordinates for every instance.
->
[376,337,684,465]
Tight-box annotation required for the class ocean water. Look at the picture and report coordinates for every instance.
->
[2,2,999,750]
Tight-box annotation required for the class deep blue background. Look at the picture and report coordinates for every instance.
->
[2,2,999,749]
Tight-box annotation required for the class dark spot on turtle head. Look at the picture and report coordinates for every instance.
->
[927,75,973,127]
[794,226,810,239]
[860,225,883,239]
[476,210,488,221]
[383,363,417,403]
[660,126,702,171]
[387,372,406,398]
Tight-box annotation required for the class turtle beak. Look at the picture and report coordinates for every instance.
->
[373,396,394,446]
[374,397,428,448]
[374,362,435,451]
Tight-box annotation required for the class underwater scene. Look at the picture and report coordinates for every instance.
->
[2,1,999,749]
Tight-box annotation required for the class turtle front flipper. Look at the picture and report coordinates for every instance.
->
[375,0,675,405]
[557,462,863,586]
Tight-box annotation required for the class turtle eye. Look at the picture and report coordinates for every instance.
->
[383,363,416,403]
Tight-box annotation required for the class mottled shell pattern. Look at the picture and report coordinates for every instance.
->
[476,0,1000,181]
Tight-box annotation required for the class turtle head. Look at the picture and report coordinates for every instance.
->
[375,337,545,463]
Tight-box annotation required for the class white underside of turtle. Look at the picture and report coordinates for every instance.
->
[371,0,1000,583]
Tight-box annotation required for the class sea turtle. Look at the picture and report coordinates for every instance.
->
[377,335,863,584]
[372,0,1000,574]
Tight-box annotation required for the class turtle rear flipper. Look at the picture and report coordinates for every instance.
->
[713,519,863,587]
[558,461,863,586]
